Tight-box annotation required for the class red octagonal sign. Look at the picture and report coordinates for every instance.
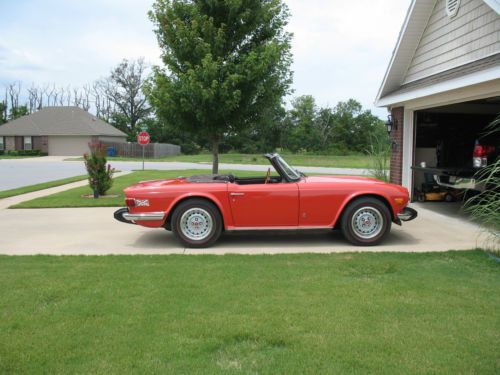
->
[137,131,150,146]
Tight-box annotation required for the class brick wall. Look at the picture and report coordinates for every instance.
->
[33,136,48,153]
[389,107,404,185]
[5,136,15,151]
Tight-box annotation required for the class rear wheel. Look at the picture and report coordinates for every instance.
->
[171,199,222,248]
[341,197,391,246]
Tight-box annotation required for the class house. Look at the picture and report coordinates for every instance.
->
[375,0,500,198]
[0,106,127,156]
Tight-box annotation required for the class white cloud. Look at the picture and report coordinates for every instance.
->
[0,0,411,118]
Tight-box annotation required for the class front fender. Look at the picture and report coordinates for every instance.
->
[329,191,397,227]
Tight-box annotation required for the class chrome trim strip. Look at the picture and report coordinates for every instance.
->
[226,225,331,231]
[122,212,165,221]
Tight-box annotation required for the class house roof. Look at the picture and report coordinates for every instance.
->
[375,0,500,107]
[0,107,127,137]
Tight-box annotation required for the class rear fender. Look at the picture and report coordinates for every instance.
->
[164,192,233,229]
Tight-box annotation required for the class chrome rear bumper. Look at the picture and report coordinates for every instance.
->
[114,208,165,224]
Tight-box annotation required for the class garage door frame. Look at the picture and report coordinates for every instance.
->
[395,79,500,196]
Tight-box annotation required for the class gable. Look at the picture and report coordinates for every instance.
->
[403,0,500,84]
[376,0,500,106]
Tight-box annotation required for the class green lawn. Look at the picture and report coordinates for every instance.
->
[0,251,498,374]
[66,153,383,169]
[10,169,267,209]
[0,175,88,199]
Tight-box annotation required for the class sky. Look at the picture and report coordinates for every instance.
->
[0,0,411,118]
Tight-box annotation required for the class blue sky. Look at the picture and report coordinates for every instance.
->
[0,0,411,118]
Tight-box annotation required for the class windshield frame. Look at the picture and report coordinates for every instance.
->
[265,153,302,182]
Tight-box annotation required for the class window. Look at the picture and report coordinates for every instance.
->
[24,136,32,150]
[0,137,4,151]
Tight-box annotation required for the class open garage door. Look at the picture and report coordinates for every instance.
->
[412,97,500,204]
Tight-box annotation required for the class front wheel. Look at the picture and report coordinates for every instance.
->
[171,199,222,248]
[341,197,391,246]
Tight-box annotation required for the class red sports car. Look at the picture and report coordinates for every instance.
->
[114,153,417,248]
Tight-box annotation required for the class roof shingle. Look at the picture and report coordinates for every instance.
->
[0,107,127,137]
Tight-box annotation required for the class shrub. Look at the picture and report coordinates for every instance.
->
[367,134,390,182]
[464,117,500,254]
[83,143,115,195]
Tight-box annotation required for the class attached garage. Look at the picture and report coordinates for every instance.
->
[375,0,500,203]
[48,136,92,156]
[412,98,500,199]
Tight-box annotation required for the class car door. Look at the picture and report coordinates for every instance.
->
[227,182,299,227]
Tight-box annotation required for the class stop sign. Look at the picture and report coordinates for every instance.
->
[137,131,150,146]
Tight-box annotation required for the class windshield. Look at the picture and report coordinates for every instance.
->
[275,155,301,181]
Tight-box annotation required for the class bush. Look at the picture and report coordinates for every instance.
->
[83,143,115,195]
[2,150,46,156]
[367,134,390,182]
[464,117,500,254]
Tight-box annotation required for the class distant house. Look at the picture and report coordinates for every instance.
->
[375,0,499,196]
[0,106,127,156]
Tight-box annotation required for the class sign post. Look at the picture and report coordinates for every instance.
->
[137,131,150,170]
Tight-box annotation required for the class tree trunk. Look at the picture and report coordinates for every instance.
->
[211,137,219,174]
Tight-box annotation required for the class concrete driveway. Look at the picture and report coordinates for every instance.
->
[0,204,485,255]
[0,156,370,191]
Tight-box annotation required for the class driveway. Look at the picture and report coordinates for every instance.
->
[0,204,485,255]
[0,156,370,190]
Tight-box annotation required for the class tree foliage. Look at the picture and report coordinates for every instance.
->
[282,97,386,154]
[147,0,293,173]
[99,58,151,137]
[0,102,7,124]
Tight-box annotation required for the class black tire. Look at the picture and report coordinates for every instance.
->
[171,199,222,248]
[340,197,392,246]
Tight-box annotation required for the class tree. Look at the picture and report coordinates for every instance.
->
[0,102,7,124]
[148,0,293,173]
[100,58,151,136]
[8,105,29,121]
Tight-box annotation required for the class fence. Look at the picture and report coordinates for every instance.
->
[105,141,181,158]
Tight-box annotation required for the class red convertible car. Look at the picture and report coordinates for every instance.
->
[114,153,417,248]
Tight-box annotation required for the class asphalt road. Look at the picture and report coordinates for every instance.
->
[0,204,485,255]
[0,156,370,191]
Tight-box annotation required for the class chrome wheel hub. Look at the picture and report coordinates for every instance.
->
[180,208,213,241]
[351,206,383,239]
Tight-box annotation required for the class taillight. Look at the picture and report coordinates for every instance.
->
[125,198,135,207]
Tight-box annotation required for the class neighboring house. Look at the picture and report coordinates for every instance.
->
[0,106,127,156]
[375,0,500,197]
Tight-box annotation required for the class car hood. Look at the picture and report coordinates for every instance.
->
[303,175,408,193]
[303,175,384,184]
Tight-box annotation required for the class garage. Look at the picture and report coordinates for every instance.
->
[412,97,500,202]
[47,136,92,156]
[375,0,500,211]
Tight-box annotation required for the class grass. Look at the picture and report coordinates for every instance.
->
[0,175,88,199]
[10,169,269,209]
[0,251,498,374]
[66,152,384,169]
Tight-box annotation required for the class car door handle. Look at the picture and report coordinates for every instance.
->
[230,193,245,196]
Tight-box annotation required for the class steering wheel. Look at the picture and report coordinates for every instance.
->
[264,168,271,184]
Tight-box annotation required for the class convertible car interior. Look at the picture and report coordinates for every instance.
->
[187,171,282,185]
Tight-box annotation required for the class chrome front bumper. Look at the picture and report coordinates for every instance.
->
[114,208,165,224]
[396,207,418,223]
